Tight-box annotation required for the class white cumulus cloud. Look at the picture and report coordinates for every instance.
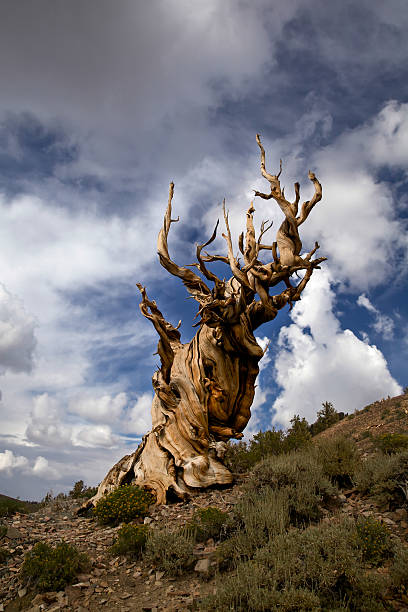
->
[271,268,402,427]
[126,392,153,436]
[357,293,395,340]
[69,392,128,424]
[0,449,29,475]
[0,449,58,480]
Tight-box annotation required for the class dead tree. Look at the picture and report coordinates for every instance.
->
[85,136,326,507]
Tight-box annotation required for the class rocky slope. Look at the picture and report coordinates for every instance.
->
[1,392,408,611]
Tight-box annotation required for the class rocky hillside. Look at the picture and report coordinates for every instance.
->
[1,392,408,611]
[315,392,408,454]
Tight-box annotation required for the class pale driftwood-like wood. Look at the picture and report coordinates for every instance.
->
[82,136,326,510]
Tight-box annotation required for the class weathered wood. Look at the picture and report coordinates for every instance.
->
[82,136,326,510]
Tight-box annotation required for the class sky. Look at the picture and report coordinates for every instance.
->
[0,0,407,500]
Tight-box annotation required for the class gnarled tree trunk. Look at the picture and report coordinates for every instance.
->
[83,136,326,508]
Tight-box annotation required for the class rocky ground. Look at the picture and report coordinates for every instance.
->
[316,393,408,453]
[1,478,408,612]
[0,483,247,612]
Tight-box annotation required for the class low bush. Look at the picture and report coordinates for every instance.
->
[354,451,408,508]
[247,449,336,525]
[94,484,155,525]
[216,487,290,570]
[202,519,389,611]
[69,480,98,499]
[224,429,286,473]
[144,529,195,575]
[391,545,408,591]
[0,524,6,539]
[314,436,357,487]
[355,517,394,565]
[188,506,230,542]
[375,433,408,455]
[21,541,90,592]
[223,440,252,473]
[310,401,340,436]
[284,415,312,452]
[110,523,149,558]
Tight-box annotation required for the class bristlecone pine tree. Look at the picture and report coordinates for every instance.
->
[84,135,326,508]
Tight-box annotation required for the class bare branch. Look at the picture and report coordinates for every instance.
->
[194,220,224,289]
[297,172,322,226]
[222,200,253,292]
[304,241,320,262]
[136,283,181,383]
[157,183,211,302]
[244,202,257,265]
[201,252,230,265]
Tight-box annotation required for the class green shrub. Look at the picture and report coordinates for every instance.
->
[202,519,387,612]
[94,484,155,525]
[144,529,195,575]
[223,440,252,473]
[247,450,336,526]
[310,401,340,436]
[188,506,230,542]
[69,480,98,499]
[200,563,321,611]
[21,541,90,592]
[216,487,290,570]
[375,433,408,455]
[391,545,408,590]
[203,518,389,611]
[314,436,357,487]
[249,429,286,462]
[110,523,149,558]
[0,524,6,539]
[224,429,286,473]
[355,451,408,508]
[284,415,312,452]
[355,517,393,565]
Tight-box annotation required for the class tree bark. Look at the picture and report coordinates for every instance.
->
[82,136,326,509]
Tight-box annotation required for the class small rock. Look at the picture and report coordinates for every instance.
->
[18,587,27,597]
[144,517,153,524]
[195,558,211,574]
[5,526,23,540]
[155,570,165,581]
